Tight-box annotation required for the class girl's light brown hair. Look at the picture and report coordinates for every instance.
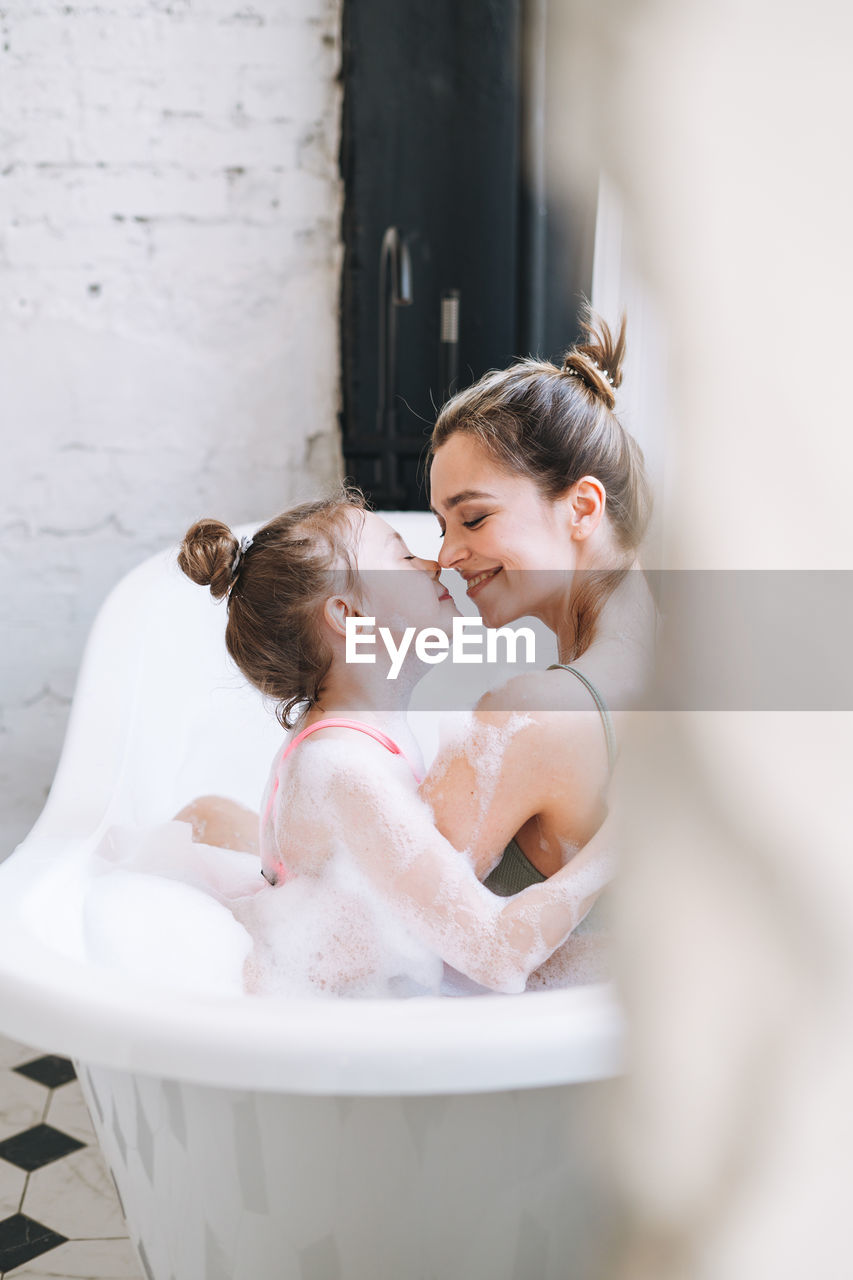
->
[178,488,366,726]
[428,310,651,659]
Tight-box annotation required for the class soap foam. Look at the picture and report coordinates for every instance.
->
[236,841,446,999]
[81,728,609,999]
[85,823,259,996]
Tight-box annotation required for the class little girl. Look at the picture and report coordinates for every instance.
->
[178,491,611,997]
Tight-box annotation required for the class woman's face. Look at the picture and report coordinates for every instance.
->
[429,434,577,629]
[352,510,459,634]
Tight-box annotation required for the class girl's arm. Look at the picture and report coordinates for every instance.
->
[315,742,613,993]
[174,794,261,855]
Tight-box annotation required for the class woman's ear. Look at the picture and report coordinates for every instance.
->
[566,475,606,541]
[322,595,358,639]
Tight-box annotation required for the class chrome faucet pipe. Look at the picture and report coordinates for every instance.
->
[376,226,413,436]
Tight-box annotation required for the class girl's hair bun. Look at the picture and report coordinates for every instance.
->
[178,518,239,600]
[561,311,626,410]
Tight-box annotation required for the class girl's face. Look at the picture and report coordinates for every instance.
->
[352,511,459,634]
[429,434,577,629]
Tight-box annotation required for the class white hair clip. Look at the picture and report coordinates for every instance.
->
[228,535,254,590]
[564,360,615,389]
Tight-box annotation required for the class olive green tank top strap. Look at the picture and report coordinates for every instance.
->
[547,664,617,773]
[483,837,546,897]
[484,665,617,898]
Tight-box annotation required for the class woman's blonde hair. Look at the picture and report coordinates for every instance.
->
[178,487,367,726]
[428,310,651,659]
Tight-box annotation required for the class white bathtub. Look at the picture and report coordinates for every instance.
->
[0,513,623,1280]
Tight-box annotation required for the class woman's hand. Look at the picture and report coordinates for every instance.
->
[418,707,547,879]
[419,673,610,881]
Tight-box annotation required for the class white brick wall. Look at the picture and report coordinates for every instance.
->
[0,0,345,856]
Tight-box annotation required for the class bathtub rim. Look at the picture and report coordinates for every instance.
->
[0,836,622,1095]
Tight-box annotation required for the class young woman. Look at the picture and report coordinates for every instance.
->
[178,496,612,997]
[421,310,655,897]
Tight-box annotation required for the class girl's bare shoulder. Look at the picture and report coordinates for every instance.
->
[284,732,413,796]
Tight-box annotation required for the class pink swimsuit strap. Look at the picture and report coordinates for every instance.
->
[280,718,423,782]
[263,717,422,828]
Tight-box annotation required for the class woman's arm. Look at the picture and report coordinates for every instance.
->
[316,742,612,993]
[420,675,609,880]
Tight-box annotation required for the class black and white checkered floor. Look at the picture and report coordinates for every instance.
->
[0,1034,141,1279]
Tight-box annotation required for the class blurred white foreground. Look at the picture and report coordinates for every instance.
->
[555,0,853,1276]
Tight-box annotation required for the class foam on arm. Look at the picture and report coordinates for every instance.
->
[324,745,611,994]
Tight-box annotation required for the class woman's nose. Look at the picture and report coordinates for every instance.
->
[437,534,465,569]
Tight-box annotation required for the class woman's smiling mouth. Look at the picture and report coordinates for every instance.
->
[465,567,502,597]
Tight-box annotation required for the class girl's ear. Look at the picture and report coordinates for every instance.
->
[564,475,607,541]
[322,595,358,639]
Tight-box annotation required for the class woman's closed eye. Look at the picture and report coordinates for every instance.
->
[436,515,488,539]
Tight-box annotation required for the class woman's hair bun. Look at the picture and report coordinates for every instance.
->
[178,518,239,600]
[560,310,626,410]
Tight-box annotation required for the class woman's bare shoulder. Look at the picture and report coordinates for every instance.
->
[473,671,611,776]
[475,669,601,716]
